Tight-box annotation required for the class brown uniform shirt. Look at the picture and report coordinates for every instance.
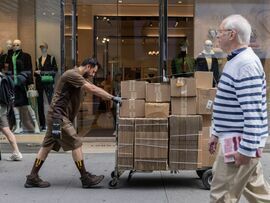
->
[42,68,88,151]
[49,68,87,122]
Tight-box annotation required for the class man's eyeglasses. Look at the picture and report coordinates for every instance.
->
[216,29,233,34]
[13,44,20,47]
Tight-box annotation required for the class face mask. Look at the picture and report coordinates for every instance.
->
[41,48,47,54]
[13,44,21,51]
[180,46,187,52]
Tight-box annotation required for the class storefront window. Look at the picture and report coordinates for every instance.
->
[2,0,269,139]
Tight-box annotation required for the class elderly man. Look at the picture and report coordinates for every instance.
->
[24,58,121,188]
[209,15,270,202]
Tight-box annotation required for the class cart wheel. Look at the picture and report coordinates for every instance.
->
[109,178,118,188]
[196,169,205,179]
[111,171,120,178]
[202,169,213,190]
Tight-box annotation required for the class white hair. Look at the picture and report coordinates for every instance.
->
[223,14,251,45]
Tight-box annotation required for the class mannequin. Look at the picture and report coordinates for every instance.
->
[0,40,14,73]
[195,40,220,86]
[34,42,57,131]
[0,47,4,71]
[171,42,195,77]
[9,39,40,134]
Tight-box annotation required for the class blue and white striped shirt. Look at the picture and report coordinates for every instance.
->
[212,47,268,157]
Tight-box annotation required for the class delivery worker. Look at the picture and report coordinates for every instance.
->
[24,58,121,188]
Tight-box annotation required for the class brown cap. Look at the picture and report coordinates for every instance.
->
[39,42,48,49]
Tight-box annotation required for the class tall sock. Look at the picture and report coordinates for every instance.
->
[75,160,87,176]
[30,158,44,176]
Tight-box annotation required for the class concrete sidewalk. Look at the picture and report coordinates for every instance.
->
[0,152,270,203]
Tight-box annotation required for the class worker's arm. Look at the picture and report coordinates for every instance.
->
[83,82,113,100]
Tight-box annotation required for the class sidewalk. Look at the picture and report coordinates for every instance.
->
[0,152,270,203]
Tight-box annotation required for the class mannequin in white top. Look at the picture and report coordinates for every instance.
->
[195,40,220,86]
[11,39,40,134]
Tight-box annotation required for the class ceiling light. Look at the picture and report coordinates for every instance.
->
[178,1,182,3]
[118,0,123,3]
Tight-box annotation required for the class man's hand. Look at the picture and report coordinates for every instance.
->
[234,152,252,167]
[52,118,62,139]
[112,96,122,104]
[208,135,218,154]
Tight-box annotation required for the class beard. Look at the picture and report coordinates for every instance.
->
[83,72,91,78]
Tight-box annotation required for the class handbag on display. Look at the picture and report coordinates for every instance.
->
[41,74,54,83]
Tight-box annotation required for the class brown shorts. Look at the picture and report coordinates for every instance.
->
[0,104,9,129]
[42,115,82,152]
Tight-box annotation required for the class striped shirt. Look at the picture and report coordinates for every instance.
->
[212,47,268,157]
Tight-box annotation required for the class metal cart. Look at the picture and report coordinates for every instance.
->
[109,102,213,189]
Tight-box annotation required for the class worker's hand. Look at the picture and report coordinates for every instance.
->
[51,118,62,139]
[234,152,252,167]
[112,96,122,104]
[208,135,218,154]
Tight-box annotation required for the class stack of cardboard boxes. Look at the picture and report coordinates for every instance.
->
[117,72,217,171]
[117,118,135,170]
[169,77,203,170]
[145,83,170,118]
[134,118,168,170]
[120,80,146,118]
[195,71,217,167]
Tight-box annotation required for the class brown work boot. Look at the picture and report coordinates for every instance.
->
[80,172,104,188]
[24,174,50,188]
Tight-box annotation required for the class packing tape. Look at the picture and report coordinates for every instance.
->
[154,84,162,102]
[129,112,136,117]
[170,161,201,164]
[130,91,137,99]
[119,124,134,127]
[135,144,168,149]
[180,97,188,114]
[129,80,137,99]
[129,100,136,109]
[135,123,168,126]
[118,143,133,146]
[135,159,167,163]
[118,164,133,167]
[128,80,136,91]
[170,148,202,152]
[118,152,133,155]
[135,138,168,141]
[170,133,199,137]
[181,84,188,96]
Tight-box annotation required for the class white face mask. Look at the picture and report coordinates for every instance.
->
[180,46,187,52]
[13,44,21,51]
[41,48,47,54]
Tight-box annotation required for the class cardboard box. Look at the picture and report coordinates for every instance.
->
[171,97,196,115]
[198,127,217,168]
[134,118,168,171]
[197,88,217,115]
[145,103,170,118]
[202,115,212,127]
[118,118,135,170]
[146,83,170,102]
[169,115,202,170]
[120,99,145,118]
[121,80,147,99]
[194,71,213,89]
[170,77,196,97]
